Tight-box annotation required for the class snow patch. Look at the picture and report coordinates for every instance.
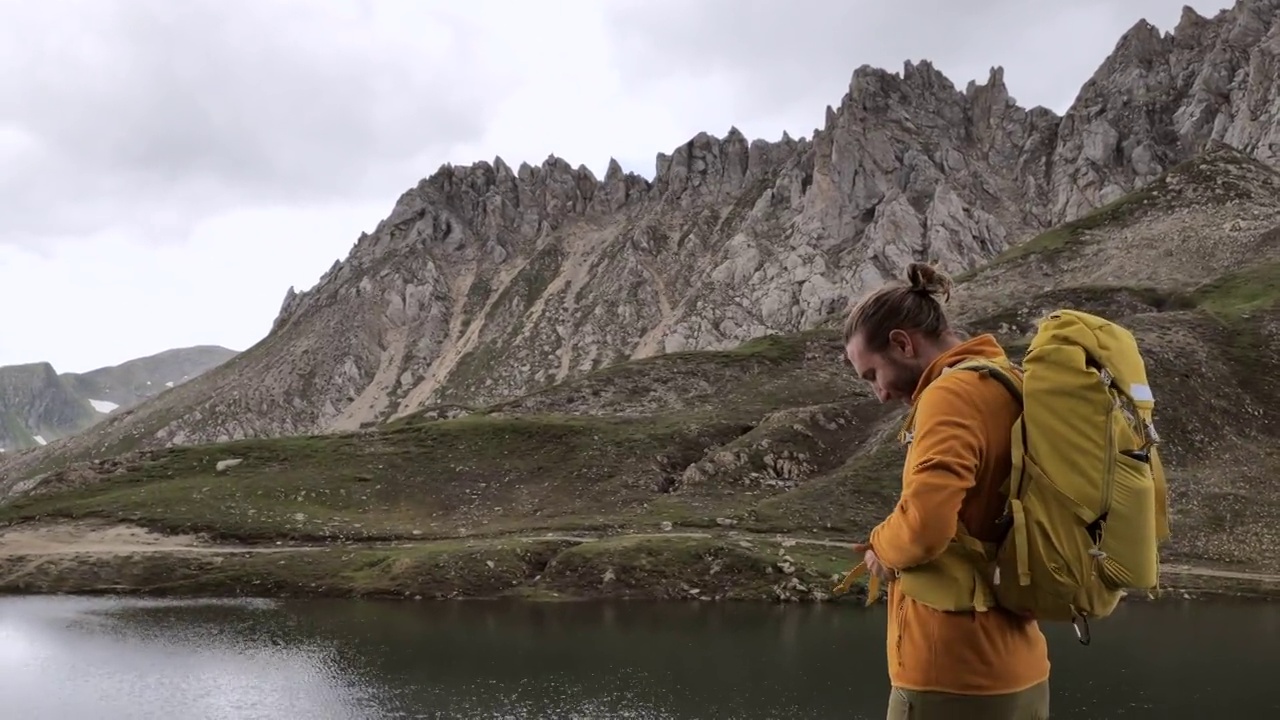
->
[165,381,174,388]
[33,435,47,446]
[89,399,120,413]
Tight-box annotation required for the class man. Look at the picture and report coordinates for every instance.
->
[842,262,1051,719]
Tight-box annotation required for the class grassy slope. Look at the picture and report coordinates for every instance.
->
[1,327,900,533]
[0,330,894,602]
[3,145,1280,601]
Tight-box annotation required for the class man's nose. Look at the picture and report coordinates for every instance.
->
[876,386,891,404]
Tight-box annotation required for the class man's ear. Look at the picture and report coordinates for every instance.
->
[888,329,914,358]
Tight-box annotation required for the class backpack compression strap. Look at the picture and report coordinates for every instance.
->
[832,560,883,605]
[942,359,1033,588]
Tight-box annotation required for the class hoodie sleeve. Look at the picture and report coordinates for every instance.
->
[868,375,985,570]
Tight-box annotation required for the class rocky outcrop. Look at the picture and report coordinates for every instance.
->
[6,0,1280,472]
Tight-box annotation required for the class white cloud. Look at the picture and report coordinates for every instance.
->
[0,202,383,371]
[0,0,1215,372]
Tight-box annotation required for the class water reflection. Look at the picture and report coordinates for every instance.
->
[0,596,1277,719]
[0,597,382,720]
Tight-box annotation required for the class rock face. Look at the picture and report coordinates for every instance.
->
[5,0,1280,463]
[0,346,236,452]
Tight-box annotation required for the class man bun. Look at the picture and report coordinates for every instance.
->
[906,262,953,303]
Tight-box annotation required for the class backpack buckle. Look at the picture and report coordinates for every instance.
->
[1071,612,1092,646]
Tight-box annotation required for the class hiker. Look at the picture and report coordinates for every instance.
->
[842,262,1051,719]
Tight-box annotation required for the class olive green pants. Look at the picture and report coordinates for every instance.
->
[886,680,1050,719]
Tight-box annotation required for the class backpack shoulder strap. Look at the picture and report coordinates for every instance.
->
[897,358,1024,446]
[947,358,1024,407]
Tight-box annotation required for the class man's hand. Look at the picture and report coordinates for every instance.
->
[852,542,896,582]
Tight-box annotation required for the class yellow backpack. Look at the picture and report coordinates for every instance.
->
[834,309,1171,645]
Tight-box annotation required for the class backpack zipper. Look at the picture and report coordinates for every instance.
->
[895,588,906,669]
[1099,370,1117,529]
[1102,411,1115,518]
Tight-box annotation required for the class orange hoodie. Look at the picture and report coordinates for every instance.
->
[867,334,1050,695]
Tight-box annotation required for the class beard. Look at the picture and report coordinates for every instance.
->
[886,355,925,403]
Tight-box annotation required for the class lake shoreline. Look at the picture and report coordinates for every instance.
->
[2,519,1277,604]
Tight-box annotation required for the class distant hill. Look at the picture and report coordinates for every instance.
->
[0,345,237,452]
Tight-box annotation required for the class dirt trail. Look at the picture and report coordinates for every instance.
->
[1157,563,1280,584]
[3,521,1278,588]
[0,522,301,556]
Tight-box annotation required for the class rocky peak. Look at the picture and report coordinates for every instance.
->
[1174,5,1212,42]
[652,127,805,205]
[845,60,960,119]
[273,125,814,334]
[1046,0,1280,221]
[14,4,1280,474]
[964,66,1010,104]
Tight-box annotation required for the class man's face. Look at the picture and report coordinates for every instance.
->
[846,330,924,405]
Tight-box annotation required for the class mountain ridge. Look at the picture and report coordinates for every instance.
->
[0,119,1274,599]
[1,143,1277,603]
[3,0,1280,478]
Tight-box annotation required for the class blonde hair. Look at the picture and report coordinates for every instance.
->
[842,262,954,351]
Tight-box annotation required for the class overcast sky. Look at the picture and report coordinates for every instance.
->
[0,0,1214,372]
